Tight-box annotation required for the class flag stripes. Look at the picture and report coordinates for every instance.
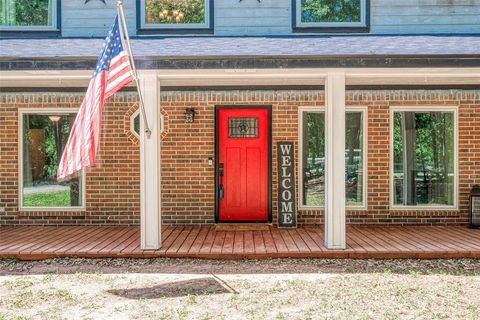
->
[57,15,133,181]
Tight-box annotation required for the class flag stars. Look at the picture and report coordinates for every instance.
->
[93,16,125,76]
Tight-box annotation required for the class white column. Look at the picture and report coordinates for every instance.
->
[324,72,346,250]
[139,72,162,250]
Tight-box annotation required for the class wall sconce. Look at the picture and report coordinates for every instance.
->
[48,115,61,123]
[184,108,196,123]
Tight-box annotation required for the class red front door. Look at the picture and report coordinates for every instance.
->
[217,107,270,222]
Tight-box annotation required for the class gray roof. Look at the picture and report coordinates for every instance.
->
[1,35,479,70]
[1,35,480,58]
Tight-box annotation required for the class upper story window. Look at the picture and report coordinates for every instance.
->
[140,0,212,32]
[293,0,369,33]
[0,0,58,31]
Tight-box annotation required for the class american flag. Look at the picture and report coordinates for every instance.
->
[57,15,133,181]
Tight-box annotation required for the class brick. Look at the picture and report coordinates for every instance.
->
[0,89,479,226]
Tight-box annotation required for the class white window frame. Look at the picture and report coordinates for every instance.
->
[298,105,368,210]
[0,0,58,31]
[389,106,459,211]
[140,0,210,29]
[295,0,367,28]
[18,108,86,212]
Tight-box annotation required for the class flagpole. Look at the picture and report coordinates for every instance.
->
[116,0,152,138]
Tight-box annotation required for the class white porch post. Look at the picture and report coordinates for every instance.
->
[324,72,346,249]
[139,72,162,250]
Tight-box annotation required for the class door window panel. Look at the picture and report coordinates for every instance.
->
[228,118,258,138]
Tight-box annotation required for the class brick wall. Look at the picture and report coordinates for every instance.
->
[1,89,479,226]
[0,92,140,226]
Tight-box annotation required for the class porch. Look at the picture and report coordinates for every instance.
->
[1,225,479,260]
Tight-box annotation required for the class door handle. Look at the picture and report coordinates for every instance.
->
[218,163,224,200]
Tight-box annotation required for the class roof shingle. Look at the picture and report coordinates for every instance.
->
[1,35,479,58]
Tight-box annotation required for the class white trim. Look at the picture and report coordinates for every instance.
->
[0,0,57,31]
[2,68,480,89]
[298,105,368,211]
[295,0,367,28]
[389,105,459,211]
[17,108,86,212]
[139,72,162,250]
[140,0,210,29]
[324,72,346,249]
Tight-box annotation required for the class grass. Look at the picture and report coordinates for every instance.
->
[0,258,479,319]
[22,190,70,207]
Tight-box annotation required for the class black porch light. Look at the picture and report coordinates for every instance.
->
[469,185,480,228]
[184,108,196,123]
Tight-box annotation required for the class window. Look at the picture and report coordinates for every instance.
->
[141,0,212,30]
[19,110,85,210]
[130,109,164,139]
[131,109,141,139]
[294,0,368,32]
[0,0,58,30]
[228,118,258,138]
[299,108,366,208]
[391,108,457,208]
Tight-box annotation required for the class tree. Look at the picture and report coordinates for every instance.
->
[301,0,361,23]
[0,0,50,26]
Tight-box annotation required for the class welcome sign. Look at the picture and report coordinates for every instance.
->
[277,142,297,228]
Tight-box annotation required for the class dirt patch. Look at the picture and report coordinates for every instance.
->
[1,257,479,276]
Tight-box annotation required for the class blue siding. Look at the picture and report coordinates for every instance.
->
[59,0,480,37]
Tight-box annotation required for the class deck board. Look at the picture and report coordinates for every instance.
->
[221,231,235,254]
[1,225,479,260]
[243,231,255,255]
[188,226,209,254]
[177,227,201,255]
[253,231,267,254]
[199,227,215,254]
[232,231,244,254]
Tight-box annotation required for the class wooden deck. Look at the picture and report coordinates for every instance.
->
[1,225,479,260]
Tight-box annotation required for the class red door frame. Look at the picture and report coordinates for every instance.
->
[215,105,272,223]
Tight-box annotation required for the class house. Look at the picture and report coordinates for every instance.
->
[0,0,479,251]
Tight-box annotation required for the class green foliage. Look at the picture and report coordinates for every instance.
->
[306,112,325,176]
[301,0,361,23]
[304,112,364,206]
[0,0,51,26]
[145,0,205,24]
[26,114,71,181]
[23,190,70,207]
